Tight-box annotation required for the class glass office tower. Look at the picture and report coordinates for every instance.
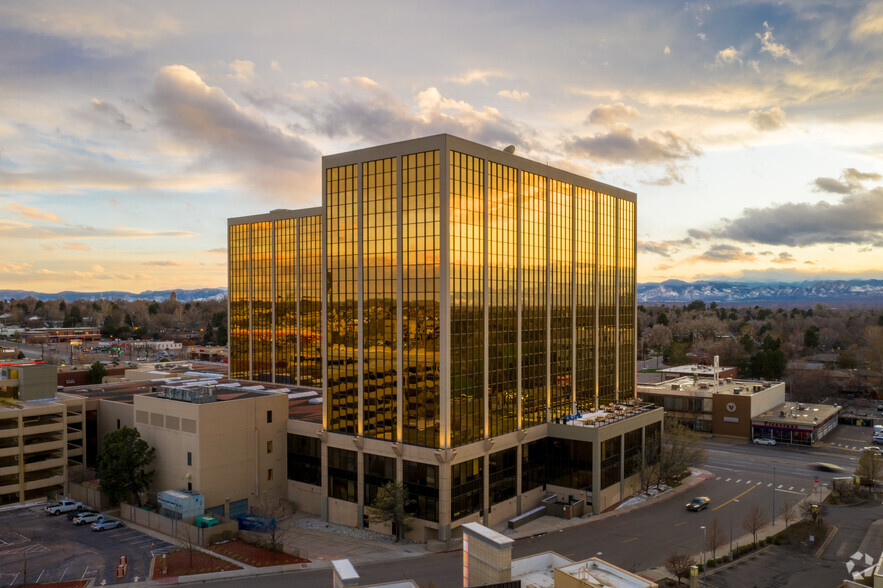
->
[228,208,323,385]
[233,135,656,540]
[323,135,636,450]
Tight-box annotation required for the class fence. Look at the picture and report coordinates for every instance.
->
[119,503,239,546]
[68,481,111,511]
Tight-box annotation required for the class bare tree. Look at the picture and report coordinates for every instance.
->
[855,450,882,487]
[664,552,695,586]
[781,500,796,529]
[658,422,707,485]
[742,505,767,545]
[705,518,725,560]
[253,496,297,560]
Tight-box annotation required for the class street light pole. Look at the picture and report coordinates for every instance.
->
[729,498,739,560]
[700,525,707,588]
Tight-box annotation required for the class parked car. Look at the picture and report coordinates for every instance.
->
[873,436,883,445]
[810,462,843,473]
[73,512,103,526]
[863,446,883,455]
[45,499,82,516]
[686,496,711,511]
[753,437,776,446]
[66,505,94,520]
[877,404,883,412]
[91,518,123,532]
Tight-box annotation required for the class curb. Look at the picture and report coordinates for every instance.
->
[506,468,715,541]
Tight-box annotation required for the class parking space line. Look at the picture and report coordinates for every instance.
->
[746,480,751,484]
[82,565,89,579]
[725,478,731,482]
[623,537,638,543]
[735,479,741,483]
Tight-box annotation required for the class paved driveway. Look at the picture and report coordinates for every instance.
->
[0,504,175,585]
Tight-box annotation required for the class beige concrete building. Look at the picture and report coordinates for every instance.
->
[638,377,785,438]
[1,361,57,401]
[0,397,86,507]
[134,384,288,518]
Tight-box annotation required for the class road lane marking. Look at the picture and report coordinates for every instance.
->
[778,484,783,488]
[736,479,742,483]
[674,522,686,527]
[712,485,757,511]
[775,488,805,495]
[746,480,751,484]
[726,478,732,482]
[789,486,794,490]
[767,483,772,487]
[756,482,762,485]
[623,537,638,543]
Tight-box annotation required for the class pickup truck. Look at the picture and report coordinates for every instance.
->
[45,499,83,515]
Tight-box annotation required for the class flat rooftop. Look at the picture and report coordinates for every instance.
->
[753,401,840,427]
[638,376,782,398]
[560,401,658,428]
[660,364,734,376]
[61,374,322,421]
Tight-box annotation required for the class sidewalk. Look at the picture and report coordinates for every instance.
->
[493,467,715,539]
[638,485,834,584]
[111,469,716,586]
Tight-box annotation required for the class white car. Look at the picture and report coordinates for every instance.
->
[45,499,83,515]
[753,437,776,446]
[863,446,883,455]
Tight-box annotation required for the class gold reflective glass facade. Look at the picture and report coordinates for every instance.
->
[229,224,250,379]
[251,223,272,381]
[326,164,359,435]
[487,162,518,437]
[402,151,440,447]
[450,151,484,446]
[549,179,572,420]
[574,186,596,411]
[313,135,636,451]
[362,158,397,440]
[598,194,617,406]
[299,216,323,386]
[618,200,636,397]
[227,213,322,385]
[274,219,297,383]
[521,171,547,428]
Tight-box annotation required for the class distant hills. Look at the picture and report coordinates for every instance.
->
[637,279,883,306]
[3,279,883,306]
[0,288,228,303]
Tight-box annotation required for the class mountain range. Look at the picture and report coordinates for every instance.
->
[637,279,883,305]
[0,288,228,303]
[3,280,883,306]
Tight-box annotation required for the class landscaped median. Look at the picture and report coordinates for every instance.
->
[151,537,311,580]
[206,538,310,567]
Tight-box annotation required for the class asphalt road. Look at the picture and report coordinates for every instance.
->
[205,435,870,588]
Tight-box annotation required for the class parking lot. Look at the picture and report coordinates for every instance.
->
[0,503,176,586]
[822,423,881,453]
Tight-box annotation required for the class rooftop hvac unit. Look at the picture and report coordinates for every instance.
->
[733,388,741,394]
[671,384,680,390]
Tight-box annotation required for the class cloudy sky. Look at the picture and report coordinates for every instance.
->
[2,0,883,293]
